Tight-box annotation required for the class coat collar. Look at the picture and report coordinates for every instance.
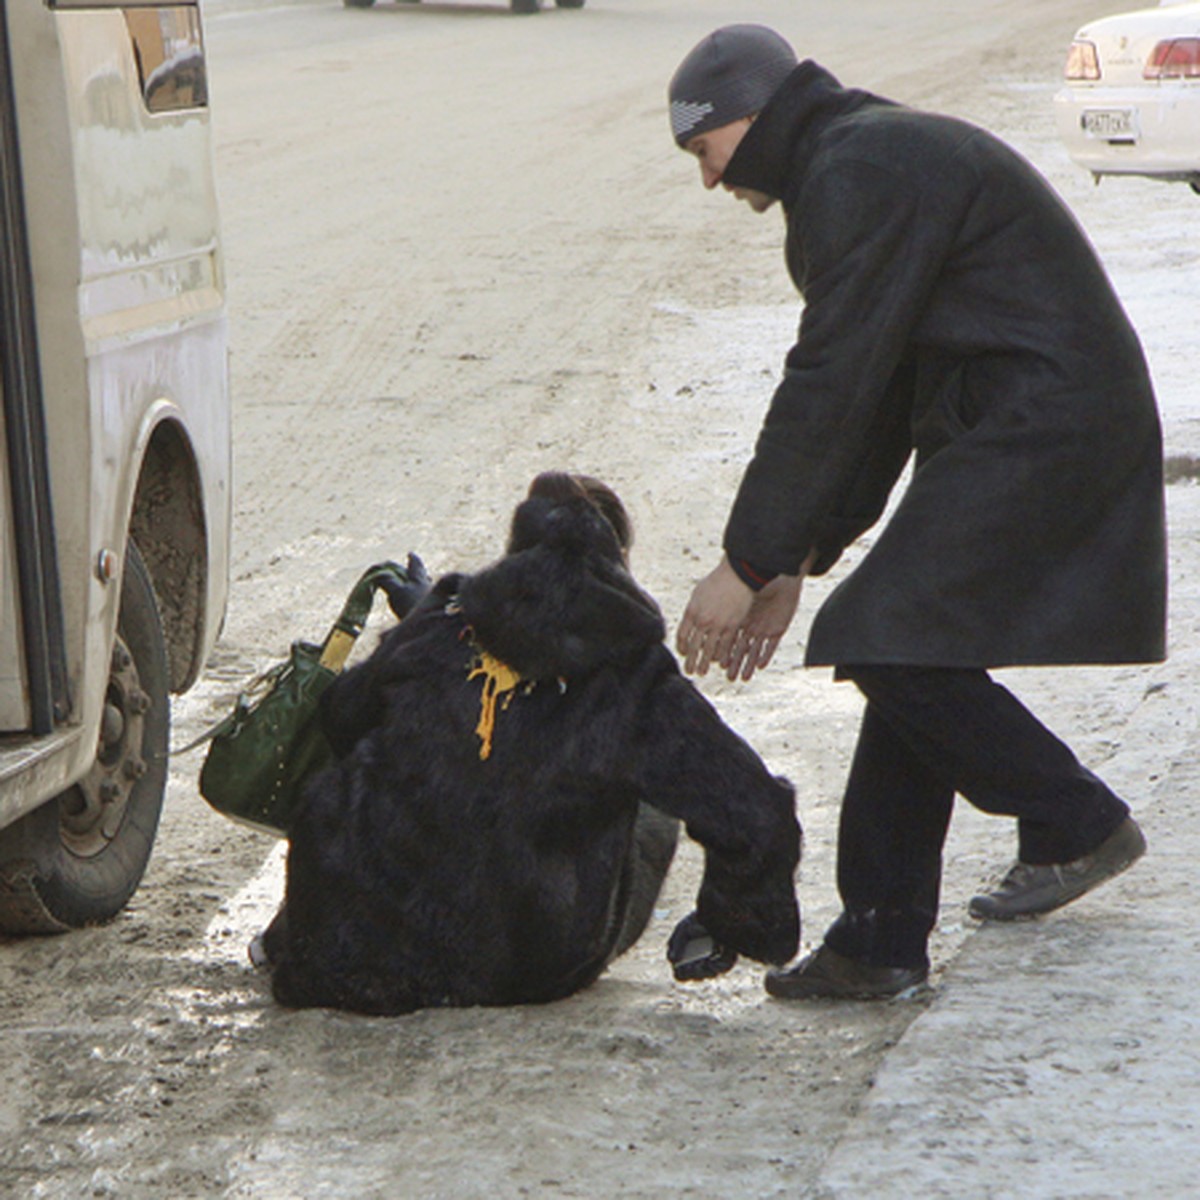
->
[722,61,892,210]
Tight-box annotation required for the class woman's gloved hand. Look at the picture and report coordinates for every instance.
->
[667,911,738,982]
[381,553,432,620]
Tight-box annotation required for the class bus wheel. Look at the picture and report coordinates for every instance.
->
[343,0,377,7]
[555,0,585,6]
[512,0,542,12]
[0,541,169,934]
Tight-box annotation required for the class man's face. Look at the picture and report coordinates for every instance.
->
[684,117,776,213]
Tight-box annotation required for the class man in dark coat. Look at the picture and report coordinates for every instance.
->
[260,473,801,1015]
[668,26,1165,999]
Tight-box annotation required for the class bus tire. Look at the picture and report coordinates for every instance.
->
[555,0,585,7]
[0,541,170,934]
[343,0,377,8]
[512,0,542,12]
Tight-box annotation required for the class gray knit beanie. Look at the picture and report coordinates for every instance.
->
[668,25,797,147]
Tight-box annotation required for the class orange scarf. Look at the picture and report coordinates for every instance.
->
[467,650,525,760]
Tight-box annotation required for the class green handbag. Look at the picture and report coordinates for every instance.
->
[198,560,420,837]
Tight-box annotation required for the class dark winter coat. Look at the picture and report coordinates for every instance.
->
[269,495,801,1015]
[721,62,1167,668]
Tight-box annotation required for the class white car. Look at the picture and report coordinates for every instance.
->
[1054,0,1200,193]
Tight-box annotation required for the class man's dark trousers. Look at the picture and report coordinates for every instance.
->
[823,665,1131,970]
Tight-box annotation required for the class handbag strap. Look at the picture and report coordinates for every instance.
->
[318,560,415,671]
[173,560,419,754]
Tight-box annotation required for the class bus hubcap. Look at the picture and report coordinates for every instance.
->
[59,635,149,856]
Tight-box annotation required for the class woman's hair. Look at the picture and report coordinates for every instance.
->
[526,471,633,552]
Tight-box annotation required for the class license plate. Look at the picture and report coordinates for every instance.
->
[1081,108,1138,140]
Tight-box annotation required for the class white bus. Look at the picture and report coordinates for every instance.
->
[0,0,229,932]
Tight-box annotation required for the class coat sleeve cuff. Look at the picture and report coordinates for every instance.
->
[728,557,778,592]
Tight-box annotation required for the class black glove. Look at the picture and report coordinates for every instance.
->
[381,553,432,621]
[667,911,738,982]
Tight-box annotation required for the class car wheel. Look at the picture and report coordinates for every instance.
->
[343,0,377,8]
[555,0,585,6]
[511,0,542,12]
[0,541,169,934]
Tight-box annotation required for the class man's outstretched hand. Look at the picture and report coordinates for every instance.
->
[676,556,804,682]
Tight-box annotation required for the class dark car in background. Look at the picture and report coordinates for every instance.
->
[345,0,584,12]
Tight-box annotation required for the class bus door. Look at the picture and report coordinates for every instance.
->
[0,2,67,739]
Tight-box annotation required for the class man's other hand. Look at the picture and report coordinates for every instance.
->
[676,557,803,681]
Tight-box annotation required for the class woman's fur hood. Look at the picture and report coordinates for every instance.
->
[455,493,667,680]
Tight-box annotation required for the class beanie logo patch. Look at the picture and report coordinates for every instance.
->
[671,99,715,141]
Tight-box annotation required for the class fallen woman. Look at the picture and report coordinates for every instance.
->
[255,472,801,1015]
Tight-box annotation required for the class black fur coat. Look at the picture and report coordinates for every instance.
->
[268,495,801,1014]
